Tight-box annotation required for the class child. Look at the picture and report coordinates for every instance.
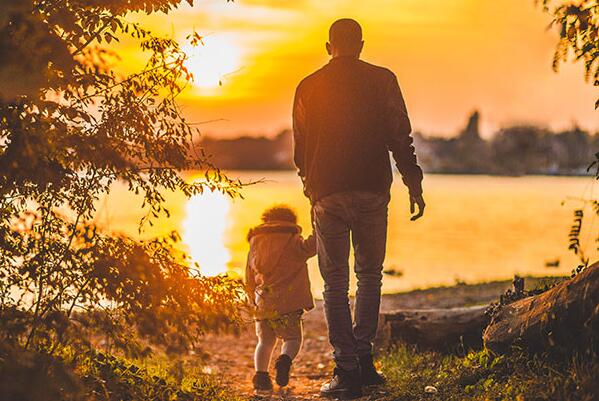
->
[245,205,316,391]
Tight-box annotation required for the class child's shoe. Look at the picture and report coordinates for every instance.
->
[253,371,273,391]
[274,354,293,386]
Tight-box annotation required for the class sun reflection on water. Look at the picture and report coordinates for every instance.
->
[182,191,231,276]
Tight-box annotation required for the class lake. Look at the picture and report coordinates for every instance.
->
[98,172,597,294]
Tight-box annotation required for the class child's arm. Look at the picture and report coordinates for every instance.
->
[298,233,317,259]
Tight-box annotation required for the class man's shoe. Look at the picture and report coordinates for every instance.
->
[359,354,386,386]
[274,354,293,386]
[252,371,273,391]
[320,367,363,399]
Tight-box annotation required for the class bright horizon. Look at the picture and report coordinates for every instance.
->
[118,0,598,138]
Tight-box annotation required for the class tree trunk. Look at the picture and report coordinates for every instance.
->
[378,305,489,351]
[483,261,599,354]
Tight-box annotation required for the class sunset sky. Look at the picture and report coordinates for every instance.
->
[121,0,597,138]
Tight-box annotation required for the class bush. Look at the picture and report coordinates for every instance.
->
[0,0,246,354]
[0,342,241,401]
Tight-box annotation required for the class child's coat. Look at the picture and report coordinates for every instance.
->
[245,220,316,319]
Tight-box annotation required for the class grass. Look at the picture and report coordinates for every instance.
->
[73,348,244,401]
[378,345,598,401]
[0,342,242,401]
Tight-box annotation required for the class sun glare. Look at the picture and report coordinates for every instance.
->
[182,191,231,276]
[183,36,240,89]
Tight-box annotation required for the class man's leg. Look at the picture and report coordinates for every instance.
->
[313,194,356,370]
[351,192,389,358]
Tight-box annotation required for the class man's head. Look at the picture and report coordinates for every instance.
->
[327,18,363,58]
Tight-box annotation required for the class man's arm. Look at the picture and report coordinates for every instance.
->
[292,84,307,179]
[384,73,425,219]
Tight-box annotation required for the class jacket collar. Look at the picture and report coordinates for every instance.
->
[247,221,301,241]
[329,55,360,64]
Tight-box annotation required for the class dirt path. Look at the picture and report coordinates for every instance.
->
[203,302,335,401]
[201,279,529,400]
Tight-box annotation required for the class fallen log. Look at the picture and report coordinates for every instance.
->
[378,305,489,351]
[483,261,599,354]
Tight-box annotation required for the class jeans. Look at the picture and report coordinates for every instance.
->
[313,191,389,370]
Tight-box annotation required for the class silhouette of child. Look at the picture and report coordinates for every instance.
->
[245,205,316,391]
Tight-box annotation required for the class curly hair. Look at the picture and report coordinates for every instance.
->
[261,205,297,224]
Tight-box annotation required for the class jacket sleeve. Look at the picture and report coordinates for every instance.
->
[292,84,307,179]
[298,234,317,259]
[384,73,423,197]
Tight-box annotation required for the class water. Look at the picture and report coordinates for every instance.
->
[98,172,597,294]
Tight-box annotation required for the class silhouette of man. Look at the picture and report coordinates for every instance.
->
[293,18,425,399]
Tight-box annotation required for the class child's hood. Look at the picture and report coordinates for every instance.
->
[247,221,302,273]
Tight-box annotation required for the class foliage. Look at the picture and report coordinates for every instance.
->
[0,342,241,401]
[485,276,559,319]
[564,152,599,275]
[0,0,245,355]
[542,0,599,108]
[0,225,245,354]
[379,345,598,401]
[76,348,241,401]
[540,1,599,275]
[0,341,83,401]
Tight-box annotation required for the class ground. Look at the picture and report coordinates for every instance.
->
[200,279,546,400]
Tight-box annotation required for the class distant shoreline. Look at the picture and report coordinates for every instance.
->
[200,112,598,176]
[312,275,569,310]
[216,168,594,178]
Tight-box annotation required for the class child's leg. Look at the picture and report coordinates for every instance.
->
[280,322,303,359]
[274,313,303,387]
[255,320,277,372]
[279,312,303,359]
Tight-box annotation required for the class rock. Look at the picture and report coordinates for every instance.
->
[424,385,438,394]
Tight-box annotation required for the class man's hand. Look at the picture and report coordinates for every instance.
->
[410,195,426,221]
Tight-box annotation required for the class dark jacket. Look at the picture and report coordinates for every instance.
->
[245,221,316,319]
[293,56,423,201]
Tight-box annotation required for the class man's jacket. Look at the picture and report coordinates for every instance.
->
[293,56,423,201]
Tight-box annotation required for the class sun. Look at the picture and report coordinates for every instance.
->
[182,191,231,276]
[182,36,240,89]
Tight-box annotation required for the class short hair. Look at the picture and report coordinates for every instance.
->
[261,205,297,224]
[329,18,362,49]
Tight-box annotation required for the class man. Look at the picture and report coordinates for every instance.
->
[293,18,425,399]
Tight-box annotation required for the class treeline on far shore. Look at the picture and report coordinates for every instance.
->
[200,111,598,176]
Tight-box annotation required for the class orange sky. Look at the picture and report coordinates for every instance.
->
[121,0,598,138]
